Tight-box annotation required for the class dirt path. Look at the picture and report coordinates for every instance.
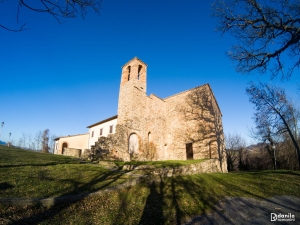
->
[184,196,300,225]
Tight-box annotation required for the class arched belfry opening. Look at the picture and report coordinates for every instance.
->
[120,57,148,92]
[127,66,131,81]
[138,65,142,80]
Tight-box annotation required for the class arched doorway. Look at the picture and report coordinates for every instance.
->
[62,142,68,154]
[129,133,139,155]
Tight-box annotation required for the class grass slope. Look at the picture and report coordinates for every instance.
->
[0,146,300,224]
[0,146,130,198]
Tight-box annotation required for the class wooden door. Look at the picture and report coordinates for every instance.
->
[186,143,193,160]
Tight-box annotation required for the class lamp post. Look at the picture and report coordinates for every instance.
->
[0,122,4,138]
[272,144,277,170]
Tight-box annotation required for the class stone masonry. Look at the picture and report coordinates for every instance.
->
[92,57,227,172]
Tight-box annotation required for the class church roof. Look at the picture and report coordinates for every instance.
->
[86,115,118,128]
[54,133,88,141]
[121,56,148,68]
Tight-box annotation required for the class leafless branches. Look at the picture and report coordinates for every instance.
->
[212,0,300,79]
[246,82,300,166]
[42,129,50,153]
[1,0,102,31]
[225,133,247,171]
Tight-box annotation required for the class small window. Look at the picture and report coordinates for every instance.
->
[91,131,94,137]
[109,125,113,133]
[148,132,152,143]
[100,128,103,136]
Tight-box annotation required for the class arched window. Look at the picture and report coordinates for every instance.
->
[127,66,131,81]
[148,132,152,143]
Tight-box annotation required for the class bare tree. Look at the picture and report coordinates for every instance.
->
[225,133,247,171]
[1,0,102,32]
[49,133,57,154]
[212,0,300,79]
[246,82,300,167]
[18,137,23,148]
[250,123,280,169]
[35,130,43,151]
[30,142,36,151]
[27,133,32,149]
[21,132,27,148]
[41,129,50,153]
[9,139,15,147]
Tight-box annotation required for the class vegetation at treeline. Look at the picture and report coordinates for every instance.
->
[225,82,300,172]
[0,146,300,224]
[3,128,57,153]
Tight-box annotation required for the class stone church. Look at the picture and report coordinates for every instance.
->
[54,57,226,170]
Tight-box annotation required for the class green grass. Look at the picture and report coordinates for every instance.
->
[0,145,300,224]
[0,145,131,198]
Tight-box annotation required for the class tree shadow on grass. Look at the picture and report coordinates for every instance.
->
[3,169,134,225]
[206,172,300,212]
[138,179,165,225]
[171,175,231,225]
[3,170,300,224]
[0,182,14,190]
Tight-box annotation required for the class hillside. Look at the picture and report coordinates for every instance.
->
[0,145,299,224]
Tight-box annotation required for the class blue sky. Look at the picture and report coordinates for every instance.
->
[0,0,299,146]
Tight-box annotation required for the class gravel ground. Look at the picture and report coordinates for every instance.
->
[184,196,300,225]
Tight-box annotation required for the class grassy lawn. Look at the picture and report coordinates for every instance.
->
[0,145,131,198]
[0,145,300,224]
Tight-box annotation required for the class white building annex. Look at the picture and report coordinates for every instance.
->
[54,115,117,156]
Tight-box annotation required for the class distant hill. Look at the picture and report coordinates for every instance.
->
[0,140,7,145]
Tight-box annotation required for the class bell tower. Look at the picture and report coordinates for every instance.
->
[117,57,148,125]
[120,57,147,92]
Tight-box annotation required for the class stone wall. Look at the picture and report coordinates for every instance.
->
[123,159,226,176]
[63,148,82,158]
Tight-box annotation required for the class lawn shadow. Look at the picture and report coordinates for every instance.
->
[172,175,231,224]
[0,182,14,190]
[138,179,165,225]
[206,172,300,212]
[8,169,135,225]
